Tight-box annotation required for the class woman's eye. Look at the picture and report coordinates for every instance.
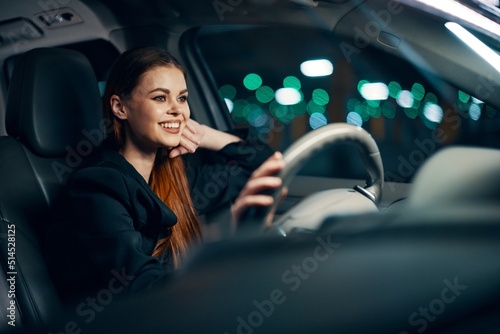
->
[153,95,166,102]
[178,95,188,102]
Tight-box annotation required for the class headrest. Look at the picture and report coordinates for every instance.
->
[408,146,500,208]
[6,48,103,157]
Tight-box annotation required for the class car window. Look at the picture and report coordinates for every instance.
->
[195,25,500,183]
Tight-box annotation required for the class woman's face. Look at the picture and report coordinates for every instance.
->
[117,66,190,152]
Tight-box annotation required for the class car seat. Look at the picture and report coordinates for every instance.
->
[0,47,103,332]
[407,145,500,209]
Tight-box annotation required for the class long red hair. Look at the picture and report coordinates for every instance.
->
[103,47,201,268]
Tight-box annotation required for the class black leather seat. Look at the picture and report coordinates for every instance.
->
[0,48,103,332]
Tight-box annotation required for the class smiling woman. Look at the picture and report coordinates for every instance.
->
[43,47,284,306]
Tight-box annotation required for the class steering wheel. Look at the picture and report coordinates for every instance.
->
[240,123,384,236]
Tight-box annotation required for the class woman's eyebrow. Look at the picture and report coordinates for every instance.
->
[148,88,188,94]
[148,88,170,94]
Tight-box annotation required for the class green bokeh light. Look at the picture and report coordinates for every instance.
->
[283,76,301,90]
[423,92,438,104]
[312,89,330,106]
[269,100,294,123]
[388,81,402,99]
[255,86,274,103]
[231,99,250,124]
[366,99,380,108]
[218,84,237,100]
[404,107,418,119]
[355,103,370,122]
[411,83,425,101]
[413,100,421,110]
[347,98,360,113]
[367,104,381,118]
[231,99,249,117]
[243,73,263,90]
[458,90,470,104]
[290,100,307,115]
[307,100,326,114]
[381,101,396,119]
[357,80,369,93]
[245,104,265,124]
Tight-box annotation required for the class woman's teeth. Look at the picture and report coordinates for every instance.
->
[160,123,180,128]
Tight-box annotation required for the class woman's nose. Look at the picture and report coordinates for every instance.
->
[167,103,181,115]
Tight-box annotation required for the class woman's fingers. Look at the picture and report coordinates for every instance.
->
[185,118,199,134]
[232,151,286,224]
[236,176,282,199]
[250,152,285,178]
[181,121,201,146]
[168,119,204,158]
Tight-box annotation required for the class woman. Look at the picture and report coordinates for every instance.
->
[45,47,284,306]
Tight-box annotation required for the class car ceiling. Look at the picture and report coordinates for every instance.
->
[0,0,365,54]
[0,0,499,107]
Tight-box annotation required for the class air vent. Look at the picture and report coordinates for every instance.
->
[36,8,83,29]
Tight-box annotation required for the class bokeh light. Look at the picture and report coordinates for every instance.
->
[397,90,414,108]
[388,81,402,99]
[469,103,482,121]
[423,102,444,123]
[347,111,363,126]
[307,100,326,114]
[224,98,234,113]
[458,90,470,103]
[360,82,389,100]
[300,59,334,77]
[381,101,396,119]
[218,84,237,100]
[275,88,302,105]
[243,73,262,90]
[283,76,301,90]
[309,112,327,129]
[312,88,330,106]
[255,86,275,103]
[411,83,425,101]
[355,103,370,122]
[404,107,418,119]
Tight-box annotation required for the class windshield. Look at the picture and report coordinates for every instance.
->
[196,24,500,182]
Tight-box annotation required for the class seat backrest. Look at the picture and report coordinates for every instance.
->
[407,146,500,208]
[0,47,103,332]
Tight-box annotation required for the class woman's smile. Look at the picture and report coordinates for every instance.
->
[159,121,182,134]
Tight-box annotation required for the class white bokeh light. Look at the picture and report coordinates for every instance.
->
[360,82,389,100]
[225,98,234,113]
[300,59,334,77]
[275,88,302,105]
[423,103,444,123]
[396,90,414,108]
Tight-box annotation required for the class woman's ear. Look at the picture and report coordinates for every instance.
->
[110,95,128,120]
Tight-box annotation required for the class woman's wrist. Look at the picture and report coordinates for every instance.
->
[199,125,242,151]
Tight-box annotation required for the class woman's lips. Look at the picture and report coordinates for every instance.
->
[159,121,181,134]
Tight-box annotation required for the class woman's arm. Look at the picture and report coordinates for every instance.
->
[183,121,276,215]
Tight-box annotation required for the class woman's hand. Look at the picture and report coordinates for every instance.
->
[169,119,243,158]
[169,119,205,158]
[231,152,286,227]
